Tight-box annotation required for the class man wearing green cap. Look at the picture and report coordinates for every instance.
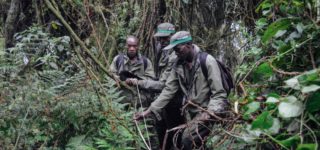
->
[134,31,229,149]
[126,23,185,150]
[153,22,177,78]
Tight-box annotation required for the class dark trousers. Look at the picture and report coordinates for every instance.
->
[180,121,211,150]
[155,100,185,150]
[177,112,213,150]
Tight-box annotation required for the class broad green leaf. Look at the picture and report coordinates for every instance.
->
[297,144,316,150]
[285,31,301,42]
[256,62,273,76]
[306,92,320,113]
[285,96,298,103]
[301,85,320,93]
[265,118,280,134]
[296,23,304,34]
[251,112,273,130]
[267,93,281,98]
[279,99,303,118]
[256,1,272,12]
[298,71,320,86]
[262,19,292,44]
[274,30,287,38]
[292,0,304,7]
[66,135,86,148]
[284,77,300,90]
[278,44,291,53]
[49,62,59,70]
[266,97,279,103]
[252,62,273,82]
[51,22,58,30]
[256,18,268,29]
[244,102,260,115]
[278,135,300,148]
[241,124,262,143]
[57,45,64,52]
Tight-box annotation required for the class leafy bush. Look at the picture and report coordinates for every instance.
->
[0,26,144,149]
[221,0,320,149]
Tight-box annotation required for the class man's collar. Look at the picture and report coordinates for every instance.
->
[124,53,143,64]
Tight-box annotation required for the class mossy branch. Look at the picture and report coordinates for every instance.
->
[44,0,135,94]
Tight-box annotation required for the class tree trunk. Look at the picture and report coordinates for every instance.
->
[317,0,320,22]
[4,0,20,48]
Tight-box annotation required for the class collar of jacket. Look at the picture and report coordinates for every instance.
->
[122,53,144,65]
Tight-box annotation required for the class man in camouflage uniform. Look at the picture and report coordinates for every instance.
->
[127,23,185,149]
[134,31,228,150]
[110,35,155,107]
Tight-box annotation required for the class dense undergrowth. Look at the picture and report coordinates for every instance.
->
[0,0,320,149]
[0,26,147,149]
[227,0,320,149]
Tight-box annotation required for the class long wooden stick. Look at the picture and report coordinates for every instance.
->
[187,101,224,120]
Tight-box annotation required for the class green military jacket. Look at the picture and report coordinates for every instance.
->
[138,49,177,91]
[110,53,155,80]
[149,45,227,120]
[110,53,155,107]
[157,47,177,78]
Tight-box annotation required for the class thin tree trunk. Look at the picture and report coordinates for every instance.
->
[4,0,20,48]
[317,0,320,22]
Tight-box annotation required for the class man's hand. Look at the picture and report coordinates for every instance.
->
[133,109,151,120]
[125,78,139,85]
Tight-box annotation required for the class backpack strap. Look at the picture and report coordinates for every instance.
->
[117,54,148,71]
[115,54,124,72]
[216,60,234,94]
[142,56,148,71]
[199,51,234,95]
[199,52,208,80]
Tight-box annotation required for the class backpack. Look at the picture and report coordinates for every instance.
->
[199,52,234,95]
[115,54,148,71]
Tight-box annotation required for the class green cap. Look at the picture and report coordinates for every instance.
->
[154,23,175,37]
[163,31,192,50]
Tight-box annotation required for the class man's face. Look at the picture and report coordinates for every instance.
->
[174,44,192,61]
[126,39,139,59]
[158,36,170,49]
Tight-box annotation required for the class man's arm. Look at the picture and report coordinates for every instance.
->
[137,65,173,91]
[110,55,120,79]
[206,55,228,113]
[143,59,155,80]
[147,69,179,120]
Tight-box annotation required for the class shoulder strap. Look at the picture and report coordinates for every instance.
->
[116,54,148,71]
[142,56,148,71]
[116,54,124,71]
[199,52,208,80]
[216,60,234,94]
[199,51,234,95]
